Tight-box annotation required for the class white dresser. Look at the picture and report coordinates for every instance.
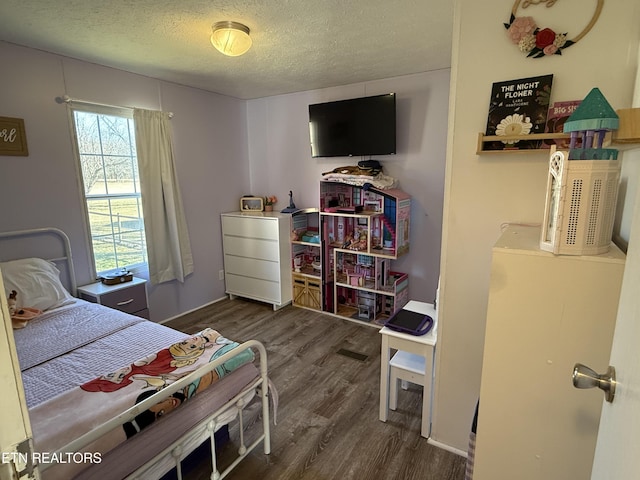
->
[221,211,292,310]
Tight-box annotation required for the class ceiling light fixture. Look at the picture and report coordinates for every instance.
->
[210,21,252,57]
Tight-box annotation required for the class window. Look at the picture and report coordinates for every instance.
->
[71,106,147,275]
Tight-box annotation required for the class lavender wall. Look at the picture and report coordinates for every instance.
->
[0,40,449,321]
[246,70,450,303]
[0,42,250,321]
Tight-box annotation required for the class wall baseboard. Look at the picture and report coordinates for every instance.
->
[159,295,228,325]
[427,438,468,458]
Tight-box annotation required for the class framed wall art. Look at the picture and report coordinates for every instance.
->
[0,116,29,156]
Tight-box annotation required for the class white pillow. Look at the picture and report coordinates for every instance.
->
[1,257,75,311]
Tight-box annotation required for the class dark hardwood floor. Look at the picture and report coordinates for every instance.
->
[165,298,467,480]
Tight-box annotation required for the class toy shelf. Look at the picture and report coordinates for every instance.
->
[333,248,409,326]
[334,271,409,327]
[292,273,322,310]
[291,181,412,323]
[290,208,322,311]
[321,211,399,257]
[291,237,321,278]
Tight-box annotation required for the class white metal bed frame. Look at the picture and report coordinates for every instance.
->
[0,227,272,480]
[0,227,77,295]
[67,340,272,480]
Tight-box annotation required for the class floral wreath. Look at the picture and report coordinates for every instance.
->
[505,0,603,58]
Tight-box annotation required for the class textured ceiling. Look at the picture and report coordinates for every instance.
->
[0,0,453,100]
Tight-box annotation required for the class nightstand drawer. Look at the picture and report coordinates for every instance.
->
[98,283,147,314]
[77,277,149,318]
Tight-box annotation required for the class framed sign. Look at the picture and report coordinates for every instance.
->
[0,116,29,156]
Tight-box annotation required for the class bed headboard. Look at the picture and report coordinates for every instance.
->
[0,227,77,296]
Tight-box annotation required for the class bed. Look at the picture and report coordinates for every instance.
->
[0,227,274,480]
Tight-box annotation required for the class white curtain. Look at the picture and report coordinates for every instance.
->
[134,108,194,284]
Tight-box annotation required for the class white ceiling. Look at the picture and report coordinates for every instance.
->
[0,0,454,100]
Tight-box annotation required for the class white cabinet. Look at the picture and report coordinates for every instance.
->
[221,212,292,310]
[474,225,625,480]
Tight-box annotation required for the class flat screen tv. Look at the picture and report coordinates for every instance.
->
[309,93,396,158]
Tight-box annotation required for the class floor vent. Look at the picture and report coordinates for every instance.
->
[336,348,368,362]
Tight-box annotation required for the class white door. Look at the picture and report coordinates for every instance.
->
[590,175,640,479]
[0,273,38,479]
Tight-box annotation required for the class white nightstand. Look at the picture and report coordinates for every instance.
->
[77,277,149,319]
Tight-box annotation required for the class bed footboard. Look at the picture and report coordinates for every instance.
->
[40,340,272,480]
[127,340,272,480]
[129,373,268,480]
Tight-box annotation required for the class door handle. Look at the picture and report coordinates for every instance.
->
[572,363,616,403]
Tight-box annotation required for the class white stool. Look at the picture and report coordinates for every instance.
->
[389,351,427,410]
[379,301,437,438]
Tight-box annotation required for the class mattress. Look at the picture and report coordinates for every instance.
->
[14,299,260,480]
[15,300,188,408]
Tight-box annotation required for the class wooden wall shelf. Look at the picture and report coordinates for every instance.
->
[613,108,640,144]
[477,108,640,155]
[476,133,569,154]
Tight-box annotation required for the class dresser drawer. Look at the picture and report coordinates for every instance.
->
[222,236,281,262]
[225,273,281,303]
[224,255,280,282]
[222,215,279,240]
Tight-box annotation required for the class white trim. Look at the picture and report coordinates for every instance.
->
[427,438,467,458]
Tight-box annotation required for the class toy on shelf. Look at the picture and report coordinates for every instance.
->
[563,88,619,160]
[281,190,299,213]
[540,87,621,256]
[264,195,277,211]
[240,196,264,212]
[347,270,365,287]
